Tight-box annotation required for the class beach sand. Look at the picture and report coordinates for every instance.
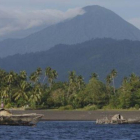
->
[10,110,140,121]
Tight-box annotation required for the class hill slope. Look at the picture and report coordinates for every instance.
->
[0,38,140,85]
[0,5,140,57]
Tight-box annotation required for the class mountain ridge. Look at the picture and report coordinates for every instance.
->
[1,38,140,86]
[0,5,140,57]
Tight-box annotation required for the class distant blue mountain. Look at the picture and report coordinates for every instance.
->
[0,5,140,57]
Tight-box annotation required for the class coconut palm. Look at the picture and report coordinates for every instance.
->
[44,67,58,89]
[36,67,42,81]
[13,81,29,102]
[0,69,7,90]
[29,84,42,108]
[91,73,98,80]
[29,72,39,85]
[77,75,84,90]
[4,71,18,102]
[19,71,27,81]
[67,71,78,97]
[43,67,52,83]
[110,69,117,94]
[5,71,16,85]
[106,74,112,86]
[36,67,42,75]
[1,86,10,103]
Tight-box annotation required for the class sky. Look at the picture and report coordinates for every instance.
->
[0,0,140,38]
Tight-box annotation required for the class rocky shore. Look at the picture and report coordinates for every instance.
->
[9,110,140,121]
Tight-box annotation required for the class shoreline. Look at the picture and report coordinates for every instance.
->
[10,110,140,121]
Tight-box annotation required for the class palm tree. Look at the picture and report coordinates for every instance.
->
[44,67,58,89]
[36,67,42,81]
[0,69,7,91]
[106,74,112,98]
[4,71,17,102]
[1,86,10,103]
[43,67,52,83]
[5,71,15,85]
[13,81,29,102]
[19,71,27,81]
[91,73,98,80]
[50,70,58,87]
[0,69,7,81]
[29,84,42,108]
[110,69,117,94]
[106,74,112,86]
[67,71,77,97]
[77,75,84,90]
[29,72,39,85]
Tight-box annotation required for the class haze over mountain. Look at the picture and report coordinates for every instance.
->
[0,5,140,58]
[0,24,49,41]
[1,38,140,86]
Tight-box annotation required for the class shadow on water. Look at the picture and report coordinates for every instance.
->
[0,121,140,140]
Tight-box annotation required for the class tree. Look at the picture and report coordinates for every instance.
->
[118,82,133,109]
[91,73,98,80]
[83,78,108,108]
[77,75,85,90]
[29,72,39,85]
[44,67,58,89]
[67,71,77,96]
[106,74,112,86]
[1,86,10,104]
[13,81,29,106]
[36,67,42,81]
[130,73,139,84]
[110,69,117,94]
[19,71,27,81]
[29,84,42,108]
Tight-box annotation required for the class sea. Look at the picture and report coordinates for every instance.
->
[0,121,140,140]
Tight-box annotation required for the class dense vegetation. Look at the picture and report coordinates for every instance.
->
[1,38,140,86]
[1,67,140,110]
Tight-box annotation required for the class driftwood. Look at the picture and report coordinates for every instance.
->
[96,114,140,124]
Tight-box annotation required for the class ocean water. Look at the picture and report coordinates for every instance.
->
[0,121,140,140]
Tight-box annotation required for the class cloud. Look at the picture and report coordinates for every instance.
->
[128,18,140,29]
[0,7,85,36]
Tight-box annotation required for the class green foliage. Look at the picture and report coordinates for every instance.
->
[83,105,98,110]
[0,67,140,110]
[5,103,12,108]
[135,104,139,110]
[59,105,73,110]
[83,77,109,108]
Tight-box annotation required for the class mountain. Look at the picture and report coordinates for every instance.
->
[0,5,140,57]
[0,38,140,85]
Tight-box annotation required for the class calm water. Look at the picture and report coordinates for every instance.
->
[0,121,140,140]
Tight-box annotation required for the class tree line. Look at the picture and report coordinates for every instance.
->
[0,67,140,110]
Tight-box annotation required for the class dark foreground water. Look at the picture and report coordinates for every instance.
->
[0,121,140,140]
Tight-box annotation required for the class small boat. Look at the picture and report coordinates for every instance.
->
[96,114,140,124]
[0,108,44,126]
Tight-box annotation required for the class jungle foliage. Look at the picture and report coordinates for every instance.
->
[0,67,140,110]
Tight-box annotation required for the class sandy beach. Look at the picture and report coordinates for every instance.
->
[10,110,140,121]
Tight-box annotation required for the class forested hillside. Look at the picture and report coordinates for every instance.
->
[0,38,140,86]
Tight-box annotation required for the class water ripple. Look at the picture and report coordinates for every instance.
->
[0,121,140,140]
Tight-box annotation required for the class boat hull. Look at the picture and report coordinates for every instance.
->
[0,114,43,126]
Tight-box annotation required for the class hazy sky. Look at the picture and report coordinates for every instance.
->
[0,0,140,37]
